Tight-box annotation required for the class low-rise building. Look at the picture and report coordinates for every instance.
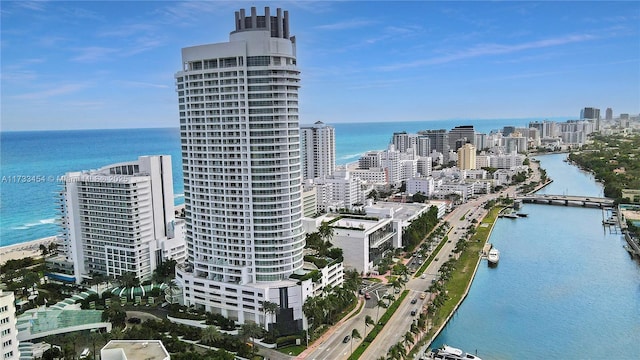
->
[101,340,169,360]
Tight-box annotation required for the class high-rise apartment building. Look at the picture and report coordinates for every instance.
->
[449,125,475,151]
[175,7,308,331]
[0,292,19,360]
[55,156,180,284]
[418,129,450,160]
[301,121,335,180]
[581,107,600,120]
[392,132,417,154]
[457,143,476,170]
[605,107,613,120]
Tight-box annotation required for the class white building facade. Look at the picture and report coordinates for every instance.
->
[300,121,336,180]
[56,155,182,284]
[175,7,311,332]
[0,292,19,360]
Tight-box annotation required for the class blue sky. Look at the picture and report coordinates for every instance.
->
[1,0,639,131]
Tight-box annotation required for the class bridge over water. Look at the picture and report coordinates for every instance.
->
[517,194,614,208]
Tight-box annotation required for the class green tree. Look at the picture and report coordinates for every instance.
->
[319,221,334,242]
[165,280,180,304]
[364,315,374,335]
[261,301,279,330]
[116,271,140,288]
[39,243,49,257]
[376,299,387,323]
[20,269,40,296]
[403,330,414,347]
[239,322,263,358]
[350,328,361,355]
[201,325,222,346]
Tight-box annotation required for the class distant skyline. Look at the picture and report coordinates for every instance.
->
[1,1,639,131]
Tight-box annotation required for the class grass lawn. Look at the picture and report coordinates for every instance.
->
[410,207,501,356]
[277,344,306,356]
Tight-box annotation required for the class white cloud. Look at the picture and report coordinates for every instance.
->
[377,34,598,71]
[71,46,119,62]
[315,19,376,31]
[12,83,88,100]
[117,80,169,89]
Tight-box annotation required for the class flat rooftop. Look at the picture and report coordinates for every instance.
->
[332,217,379,231]
[102,340,169,360]
[366,201,428,220]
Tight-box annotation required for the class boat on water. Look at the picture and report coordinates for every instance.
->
[487,248,500,265]
[430,344,482,360]
[516,212,528,217]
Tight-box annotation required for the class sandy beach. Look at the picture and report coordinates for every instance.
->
[0,236,59,265]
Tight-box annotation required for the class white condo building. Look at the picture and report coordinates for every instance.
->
[301,121,336,180]
[0,292,19,360]
[175,7,312,332]
[55,155,183,284]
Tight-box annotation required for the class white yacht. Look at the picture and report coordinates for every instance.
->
[487,247,500,265]
[432,344,483,360]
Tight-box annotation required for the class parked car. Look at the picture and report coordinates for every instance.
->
[343,335,351,343]
[411,298,417,304]
[364,292,371,300]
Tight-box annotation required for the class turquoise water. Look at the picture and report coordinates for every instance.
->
[0,117,566,246]
[432,154,640,359]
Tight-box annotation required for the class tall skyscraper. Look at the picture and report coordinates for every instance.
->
[581,107,600,119]
[55,156,179,284]
[175,7,307,330]
[449,125,475,151]
[605,107,613,120]
[418,129,450,160]
[392,132,417,153]
[301,121,336,180]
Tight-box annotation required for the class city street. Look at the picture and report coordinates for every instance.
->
[305,163,540,360]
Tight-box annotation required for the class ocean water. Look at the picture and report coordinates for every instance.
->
[0,128,183,247]
[0,117,565,247]
[431,154,640,359]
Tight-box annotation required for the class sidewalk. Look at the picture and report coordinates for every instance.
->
[294,297,366,359]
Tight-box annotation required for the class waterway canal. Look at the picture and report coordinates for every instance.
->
[431,153,640,359]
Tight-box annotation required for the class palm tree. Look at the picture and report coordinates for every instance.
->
[201,325,222,346]
[318,221,334,243]
[240,322,263,358]
[89,331,102,360]
[390,278,402,295]
[403,331,414,347]
[116,271,139,289]
[261,301,279,330]
[318,221,334,256]
[410,321,419,335]
[376,299,387,323]
[165,280,180,304]
[350,328,361,355]
[388,342,407,360]
[364,315,374,335]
